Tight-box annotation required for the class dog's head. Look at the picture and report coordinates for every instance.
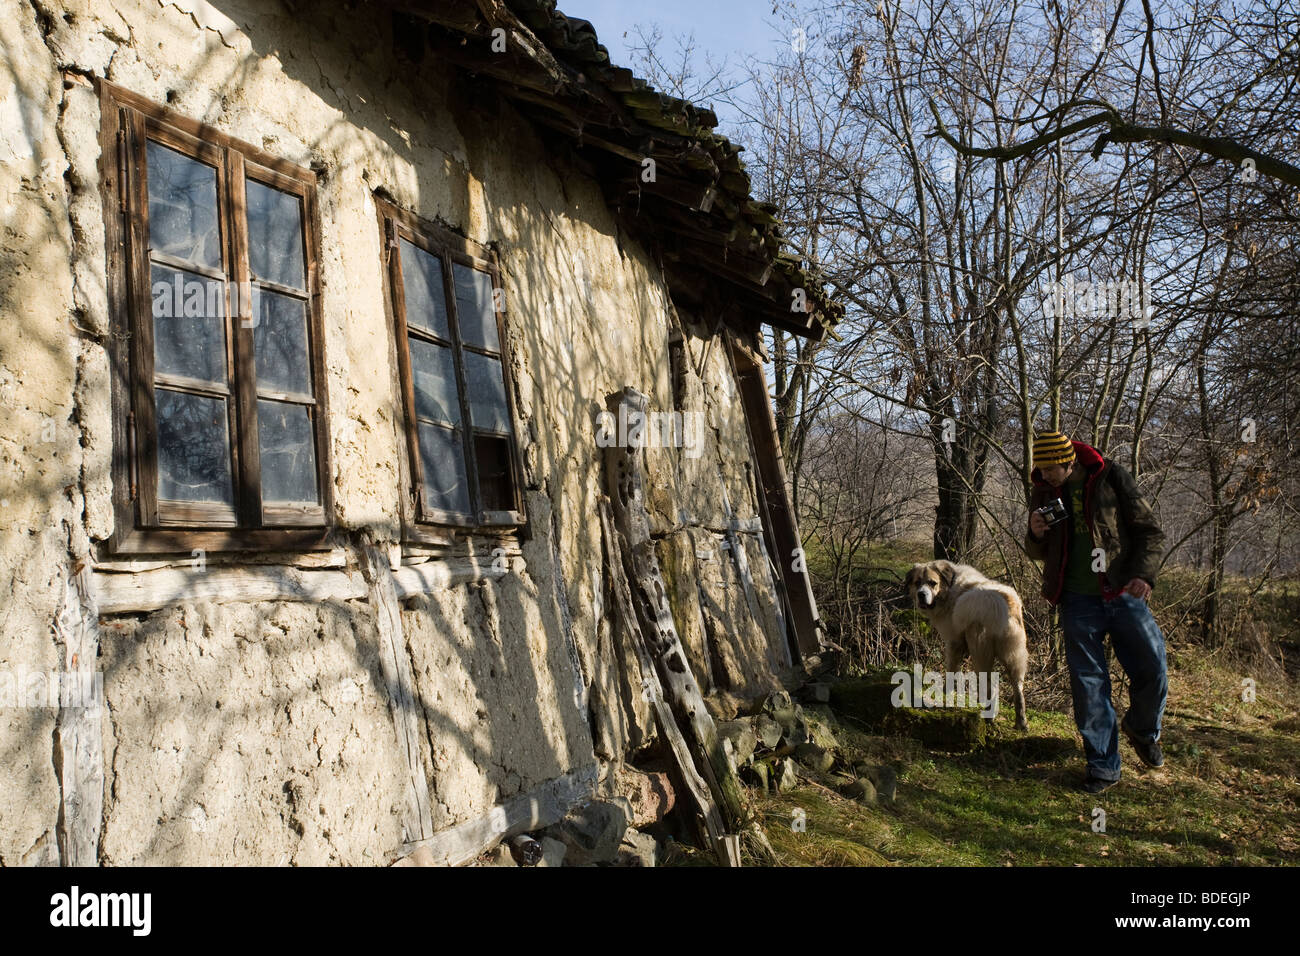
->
[905,561,956,612]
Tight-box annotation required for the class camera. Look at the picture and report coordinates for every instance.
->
[1036,498,1068,527]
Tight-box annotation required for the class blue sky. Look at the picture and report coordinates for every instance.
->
[559,0,794,116]
[560,0,785,65]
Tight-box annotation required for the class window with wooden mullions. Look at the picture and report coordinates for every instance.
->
[378,200,524,532]
[100,82,331,551]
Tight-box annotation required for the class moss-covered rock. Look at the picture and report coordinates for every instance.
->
[757,690,800,737]
[827,672,900,728]
[717,718,758,764]
[776,758,798,792]
[829,670,988,752]
[754,715,783,749]
[869,765,897,803]
[803,714,840,753]
[740,761,770,792]
[885,707,988,751]
[794,743,834,773]
[841,777,878,804]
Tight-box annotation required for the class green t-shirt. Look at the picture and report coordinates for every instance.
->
[1062,472,1102,595]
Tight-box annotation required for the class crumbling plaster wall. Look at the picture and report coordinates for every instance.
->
[0,0,790,865]
[0,0,81,867]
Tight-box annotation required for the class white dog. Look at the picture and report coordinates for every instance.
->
[904,560,1029,730]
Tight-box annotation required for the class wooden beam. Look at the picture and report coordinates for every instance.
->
[391,558,510,598]
[727,337,823,658]
[418,0,632,125]
[715,479,782,668]
[617,173,720,214]
[660,261,819,338]
[93,565,368,613]
[524,102,714,173]
[92,557,514,614]
[424,41,569,99]
[529,112,647,163]
[94,549,349,573]
[682,238,776,286]
[392,1,481,33]
[55,559,104,867]
[499,85,625,133]
[360,537,436,845]
[603,387,750,864]
[393,764,599,866]
[547,507,588,716]
[598,496,732,863]
[612,192,754,250]
[665,238,774,288]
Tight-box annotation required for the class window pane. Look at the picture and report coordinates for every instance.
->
[464,352,510,434]
[257,400,319,505]
[245,179,305,290]
[409,337,460,426]
[474,434,514,513]
[150,263,227,385]
[147,140,221,270]
[253,289,310,395]
[453,263,499,352]
[417,423,470,515]
[400,240,450,340]
[156,388,233,504]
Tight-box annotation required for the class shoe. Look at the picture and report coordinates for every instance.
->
[1080,774,1118,794]
[1121,714,1165,767]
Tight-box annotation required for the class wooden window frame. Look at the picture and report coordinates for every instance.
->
[97,79,333,555]
[375,197,527,544]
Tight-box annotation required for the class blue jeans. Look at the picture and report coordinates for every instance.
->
[1060,591,1168,781]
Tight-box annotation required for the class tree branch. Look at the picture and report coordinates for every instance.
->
[928,98,1300,189]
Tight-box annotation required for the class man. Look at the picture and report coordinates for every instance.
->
[1026,430,1168,793]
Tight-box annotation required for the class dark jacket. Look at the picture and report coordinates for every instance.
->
[1026,440,1165,605]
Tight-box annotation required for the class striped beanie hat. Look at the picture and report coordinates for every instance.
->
[1033,431,1075,468]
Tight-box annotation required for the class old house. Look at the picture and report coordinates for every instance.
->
[0,0,836,865]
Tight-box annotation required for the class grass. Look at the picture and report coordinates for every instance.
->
[655,536,1300,866]
[733,646,1300,866]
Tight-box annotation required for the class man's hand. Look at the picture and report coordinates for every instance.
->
[1029,510,1049,539]
[1124,578,1152,600]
